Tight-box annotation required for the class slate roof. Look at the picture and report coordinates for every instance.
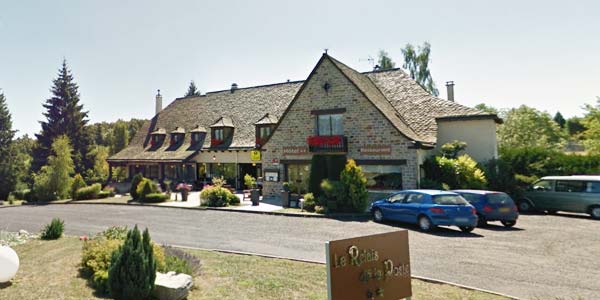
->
[109,54,497,162]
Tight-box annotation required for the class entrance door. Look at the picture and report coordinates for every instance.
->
[239,163,261,189]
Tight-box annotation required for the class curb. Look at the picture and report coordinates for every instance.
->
[168,244,522,300]
[13,201,371,220]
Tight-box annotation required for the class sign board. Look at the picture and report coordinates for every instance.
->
[360,145,392,155]
[326,231,411,300]
[250,150,261,161]
[282,146,309,156]
[264,171,279,182]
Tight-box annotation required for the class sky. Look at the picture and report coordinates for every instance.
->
[1,0,599,137]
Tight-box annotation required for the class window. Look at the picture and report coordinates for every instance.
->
[152,135,161,143]
[172,134,181,143]
[192,133,200,143]
[433,195,469,205]
[360,164,402,189]
[259,126,272,139]
[405,193,424,204]
[286,164,310,194]
[317,114,343,136]
[213,128,224,141]
[487,193,514,204]
[460,193,481,204]
[556,181,586,193]
[388,193,405,203]
[586,181,600,193]
[532,180,553,191]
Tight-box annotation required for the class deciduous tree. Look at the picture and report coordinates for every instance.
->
[401,42,439,96]
[498,105,566,151]
[377,50,395,70]
[582,97,600,154]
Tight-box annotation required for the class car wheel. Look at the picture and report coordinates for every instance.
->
[418,216,434,232]
[501,220,516,228]
[477,214,487,227]
[459,226,474,233]
[373,209,384,222]
[590,206,600,220]
[518,200,532,212]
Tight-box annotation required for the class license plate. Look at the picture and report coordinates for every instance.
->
[455,218,468,223]
[499,207,510,213]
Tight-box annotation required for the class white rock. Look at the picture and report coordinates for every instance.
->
[0,246,19,283]
[153,271,193,300]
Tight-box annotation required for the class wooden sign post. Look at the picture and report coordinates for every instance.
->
[326,231,412,300]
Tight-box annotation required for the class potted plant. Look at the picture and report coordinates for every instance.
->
[176,183,192,201]
[244,174,260,206]
[281,182,290,208]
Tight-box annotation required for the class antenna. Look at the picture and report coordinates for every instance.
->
[359,55,375,69]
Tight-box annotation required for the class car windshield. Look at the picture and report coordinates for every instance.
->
[433,195,469,205]
[460,193,481,203]
[487,193,514,204]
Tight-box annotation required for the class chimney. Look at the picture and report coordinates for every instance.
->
[230,83,238,93]
[155,89,163,115]
[446,81,455,102]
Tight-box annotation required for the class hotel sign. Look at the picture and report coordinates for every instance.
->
[360,145,392,155]
[326,231,411,300]
[250,150,261,161]
[282,146,309,156]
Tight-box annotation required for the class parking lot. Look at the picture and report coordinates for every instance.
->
[1,205,599,299]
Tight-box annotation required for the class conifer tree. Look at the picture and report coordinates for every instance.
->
[33,59,91,174]
[0,90,17,199]
[184,80,200,97]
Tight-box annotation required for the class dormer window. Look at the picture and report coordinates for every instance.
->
[149,128,166,147]
[190,125,207,146]
[210,117,234,147]
[170,127,186,146]
[254,113,278,147]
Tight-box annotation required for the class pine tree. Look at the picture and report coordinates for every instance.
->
[184,80,200,97]
[33,59,91,174]
[553,111,566,128]
[377,50,396,70]
[0,90,17,200]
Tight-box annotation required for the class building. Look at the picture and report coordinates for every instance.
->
[107,53,500,196]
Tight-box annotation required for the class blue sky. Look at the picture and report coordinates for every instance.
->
[1,0,599,137]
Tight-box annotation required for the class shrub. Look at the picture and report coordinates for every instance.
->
[320,179,345,208]
[98,191,111,199]
[99,226,129,240]
[423,154,487,190]
[129,173,144,199]
[211,176,226,188]
[244,174,257,189]
[41,218,64,240]
[200,185,238,207]
[161,246,202,276]
[340,159,369,213]
[303,193,316,212]
[315,205,327,214]
[136,178,158,201]
[71,173,87,200]
[144,193,169,203]
[74,183,102,200]
[103,186,116,197]
[11,189,31,201]
[108,226,157,300]
[326,155,347,181]
[32,167,56,202]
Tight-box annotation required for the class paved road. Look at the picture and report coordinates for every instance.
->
[1,204,599,299]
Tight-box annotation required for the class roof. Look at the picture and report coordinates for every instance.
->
[401,189,459,195]
[540,175,600,181]
[171,127,185,134]
[452,189,504,195]
[190,125,207,133]
[110,54,496,162]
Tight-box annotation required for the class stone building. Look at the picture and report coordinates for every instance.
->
[108,53,500,195]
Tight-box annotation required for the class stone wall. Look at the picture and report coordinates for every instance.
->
[261,58,419,198]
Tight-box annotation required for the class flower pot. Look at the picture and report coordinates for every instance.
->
[251,189,260,206]
[281,191,290,207]
[181,190,188,202]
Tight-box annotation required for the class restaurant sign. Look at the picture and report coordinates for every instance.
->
[326,231,411,300]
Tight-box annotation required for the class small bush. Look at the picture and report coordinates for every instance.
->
[303,193,316,212]
[129,173,144,199]
[71,173,87,200]
[144,193,169,203]
[99,226,129,240]
[97,191,111,199]
[11,189,31,201]
[315,205,327,214]
[41,218,64,240]
[136,179,158,201]
[103,186,116,197]
[108,226,157,300]
[244,174,257,189]
[161,246,202,276]
[200,185,239,207]
[75,183,102,200]
[340,159,369,213]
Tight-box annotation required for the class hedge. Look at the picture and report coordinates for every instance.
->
[143,193,169,203]
[75,184,102,200]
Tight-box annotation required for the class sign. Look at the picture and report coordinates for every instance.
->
[326,231,411,300]
[282,146,309,156]
[265,171,279,182]
[360,145,392,155]
[250,150,261,161]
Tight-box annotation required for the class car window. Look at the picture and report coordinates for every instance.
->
[487,193,514,204]
[432,195,469,205]
[586,181,600,193]
[388,193,405,203]
[556,181,586,193]
[532,180,553,191]
[404,193,425,204]
[460,193,481,203]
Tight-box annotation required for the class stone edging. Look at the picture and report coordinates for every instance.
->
[169,244,522,300]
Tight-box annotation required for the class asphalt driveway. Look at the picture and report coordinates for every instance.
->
[1,204,599,299]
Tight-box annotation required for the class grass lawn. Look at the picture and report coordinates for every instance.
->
[2,237,511,300]
[0,200,26,206]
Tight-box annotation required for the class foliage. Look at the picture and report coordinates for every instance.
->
[401,42,439,96]
[0,90,17,200]
[71,173,87,199]
[581,97,600,154]
[474,103,499,115]
[99,226,129,240]
[111,120,129,154]
[320,179,344,207]
[184,80,201,97]
[84,145,109,184]
[498,105,566,151]
[339,159,369,213]
[31,166,56,201]
[200,185,239,207]
[440,140,467,159]
[74,183,102,200]
[326,155,347,181]
[129,173,144,199]
[33,60,91,175]
[211,176,226,188]
[136,178,158,201]
[244,173,257,189]
[108,226,157,300]
[302,193,316,212]
[31,136,75,201]
[423,154,487,190]
[162,246,202,276]
[10,135,35,191]
[566,116,586,137]
[41,218,64,240]
[315,205,327,214]
[11,189,31,201]
[377,50,395,70]
[553,111,566,128]
[143,193,169,203]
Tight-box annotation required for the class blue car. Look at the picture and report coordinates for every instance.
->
[370,190,478,232]
[452,190,519,228]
